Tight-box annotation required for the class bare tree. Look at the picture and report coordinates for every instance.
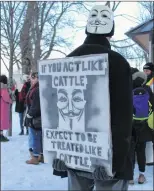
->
[138,1,154,22]
[19,1,88,73]
[1,2,26,72]
[105,1,121,11]
[110,2,153,68]
[1,2,26,136]
[19,2,35,74]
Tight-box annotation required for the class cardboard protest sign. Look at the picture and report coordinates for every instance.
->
[38,54,112,175]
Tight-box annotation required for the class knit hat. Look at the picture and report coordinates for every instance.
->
[132,71,147,85]
[143,62,154,72]
[31,72,38,79]
[131,67,139,75]
[22,74,29,81]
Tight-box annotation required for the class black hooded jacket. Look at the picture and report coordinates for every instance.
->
[132,72,154,111]
[132,71,154,142]
[54,34,133,180]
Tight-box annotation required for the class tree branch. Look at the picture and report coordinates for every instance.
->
[52,49,67,56]
[1,56,9,71]
[111,43,136,49]
[112,1,121,12]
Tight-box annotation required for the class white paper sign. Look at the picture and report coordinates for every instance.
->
[38,54,112,174]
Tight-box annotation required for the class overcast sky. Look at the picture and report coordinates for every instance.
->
[1,1,141,75]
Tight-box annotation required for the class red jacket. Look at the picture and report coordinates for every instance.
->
[19,81,31,103]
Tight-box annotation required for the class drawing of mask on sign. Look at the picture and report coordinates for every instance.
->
[86,5,114,36]
[57,88,86,132]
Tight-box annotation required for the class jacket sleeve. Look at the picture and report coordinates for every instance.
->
[110,53,133,173]
[28,88,41,118]
[146,86,154,111]
[19,83,27,102]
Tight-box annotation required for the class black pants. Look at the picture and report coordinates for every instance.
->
[133,141,146,172]
[152,134,154,150]
[67,170,128,191]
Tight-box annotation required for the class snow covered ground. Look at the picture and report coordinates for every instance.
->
[1,104,153,190]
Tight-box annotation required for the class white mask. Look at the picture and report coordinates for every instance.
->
[86,5,114,35]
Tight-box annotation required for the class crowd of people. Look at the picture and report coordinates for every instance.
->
[0,72,43,165]
[130,62,154,184]
[0,4,153,191]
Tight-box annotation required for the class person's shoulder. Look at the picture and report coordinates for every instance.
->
[144,85,152,92]
[110,49,129,65]
[67,44,130,72]
[22,82,27,88]
[25,81,30,86]
[34,85,40,95]
[67,45,84,57]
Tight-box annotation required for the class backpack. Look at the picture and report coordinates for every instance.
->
[133,87,152,120]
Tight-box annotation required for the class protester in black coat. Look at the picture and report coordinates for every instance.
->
[53,34,133,189]
[143,62,154,166]
[132,71,154,142]
[52,5,133,190]
[53,28,133,191]
[131,70,154,184]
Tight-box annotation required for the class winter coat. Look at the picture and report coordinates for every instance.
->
[19,81,31,103]
[146,76,154,93]
[14,89,25,113]
[132,72,154,142]
[0,86,12,130]
[53,34,133,180]
[25,82,42,130]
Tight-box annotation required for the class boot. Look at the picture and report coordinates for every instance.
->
[26,128,29,135]
[138,174,146,184]
[38,154,44,163]
[129,180,134,185]
[0,135,9,142]
[19,130,24,135]
[29,151,33,158]
[146,162,154,166]
[26,156,39,165]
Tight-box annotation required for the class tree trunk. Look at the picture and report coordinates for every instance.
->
[20,2,35,74]
[33,2,41,71]
[7,3,14,137]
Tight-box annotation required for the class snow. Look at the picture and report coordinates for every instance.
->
[1,104,153,190]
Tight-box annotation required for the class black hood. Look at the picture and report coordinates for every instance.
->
[131,67,139,75]
[143,62,154,72]
[132,71,147,88]
[84,34,111,50]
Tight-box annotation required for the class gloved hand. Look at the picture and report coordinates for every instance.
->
[25,114,33,127]
[52,159,67,172]
[93,166,112,180]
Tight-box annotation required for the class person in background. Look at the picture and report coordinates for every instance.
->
[0,75,12,142]
[130,69,154,184]
[143,62,154,166]
[14,88,26,135]
[143,62,154,92]
[19,74,31,135]
[25,72,43,165]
